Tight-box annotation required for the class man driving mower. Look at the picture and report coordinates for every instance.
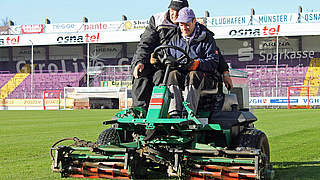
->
[151,7,222,117]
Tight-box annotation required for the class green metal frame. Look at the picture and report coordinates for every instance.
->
[111,84,233,150]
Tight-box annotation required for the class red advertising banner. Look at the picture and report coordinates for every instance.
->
[21,24,44,34]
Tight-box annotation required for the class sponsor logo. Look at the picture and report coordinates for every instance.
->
[303,12,320,22]
[92,47,118,53]
[262,25,280,35]
[270,99,298,103]
[210,16,247,26]
[257,15,289,24]
[53,23,76,30]
[229,25,280,37]
[261,41,290,48]
[238,41,253,62]
[16,59,86,73]
[84,23,108,31]
[0,36,20,45]
[57,33,100,44]
[21,24,44,34]
[249,98,267,104]
[229,28,260,37]
[259,50,315,63]
[303,98,320,104]
[124,20,148,30]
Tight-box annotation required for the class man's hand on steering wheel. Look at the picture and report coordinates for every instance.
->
[150,53,159,65]
[152,45,193,70]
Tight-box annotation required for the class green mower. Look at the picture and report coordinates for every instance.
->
[50,45,274,179]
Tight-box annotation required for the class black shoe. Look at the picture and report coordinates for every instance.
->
[169,110,182,118]
[170,114,182,119]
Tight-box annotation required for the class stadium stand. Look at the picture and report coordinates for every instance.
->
[1,72,85,99]
[240,65,317,97]
[90,66,131,87]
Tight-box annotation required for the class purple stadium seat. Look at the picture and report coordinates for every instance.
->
[4,72,85,99]
[243,64,314,97]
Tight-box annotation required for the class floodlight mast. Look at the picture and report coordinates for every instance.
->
[275,35,279,97]
[87,42,90,87]
[29,40,34,98]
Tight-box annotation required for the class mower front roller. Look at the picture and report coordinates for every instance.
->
[51,146,138,179]
[184,148,271,180]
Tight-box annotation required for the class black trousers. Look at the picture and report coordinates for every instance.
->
[167,70,205,89]
[132,65,217,109]
[131,64,164,108]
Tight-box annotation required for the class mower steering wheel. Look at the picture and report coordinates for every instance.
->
[153,45,192,67]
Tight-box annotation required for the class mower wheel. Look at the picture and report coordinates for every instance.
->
[97,128,120,145]
[236,128,270,163]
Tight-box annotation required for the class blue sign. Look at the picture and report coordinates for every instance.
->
[270,99,298,103]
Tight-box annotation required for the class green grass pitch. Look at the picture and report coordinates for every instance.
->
[0,109,320,180]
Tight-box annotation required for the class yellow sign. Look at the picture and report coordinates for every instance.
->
[0,99,73,107]
[101,81,132,89]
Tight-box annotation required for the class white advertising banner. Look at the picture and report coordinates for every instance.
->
[0,99,73,110]
[210,22,320,39]
[208,13,299,27]
[2,22,320,46]
[45,23,83,33]
[7,19,148,35]
[301,12,320,23]
[21,24,44,34]
[252,13,298,25]
[40,20,148,34]
[0,29,144,47]
[207,15,251,27]
[249,96,320,106]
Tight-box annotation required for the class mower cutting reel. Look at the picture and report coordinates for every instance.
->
[50,45,274,179]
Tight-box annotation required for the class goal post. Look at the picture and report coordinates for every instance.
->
[64,87,129,110]
[288,86,310,109]
[43,90,62,110]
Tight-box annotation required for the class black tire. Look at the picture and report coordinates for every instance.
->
[97,128,120,145]
[130,154,148,179]
[236,128,270,163]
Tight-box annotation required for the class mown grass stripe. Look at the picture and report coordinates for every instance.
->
[0,109,319,179]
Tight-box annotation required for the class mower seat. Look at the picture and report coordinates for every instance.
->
[200,87,239,112]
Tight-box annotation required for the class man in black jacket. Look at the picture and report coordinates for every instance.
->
[131,0,189,109]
